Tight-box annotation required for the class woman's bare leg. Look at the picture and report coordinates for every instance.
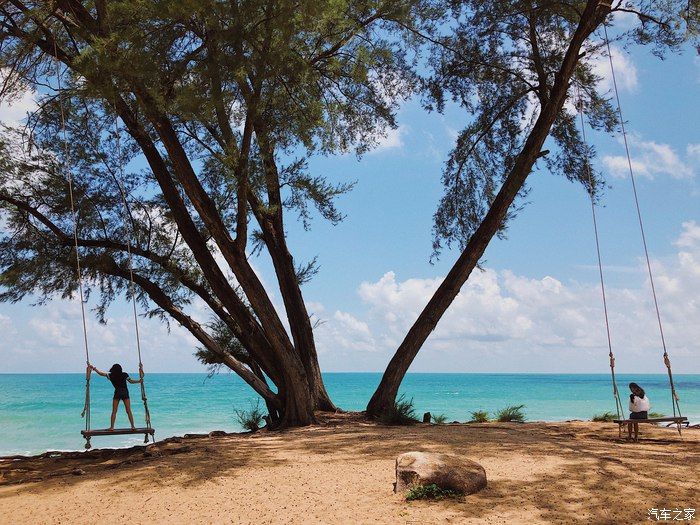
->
[109,398,119,430]
[123,399,136,429]
[633,422,639,441]
[627,422,633,439]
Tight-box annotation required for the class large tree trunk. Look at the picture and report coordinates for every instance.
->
[367,0,610,418]
[276,363,317,427]
[270,243,336,411]
[254,128,337,411]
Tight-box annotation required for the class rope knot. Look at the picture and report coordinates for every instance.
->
[663,354,671,369]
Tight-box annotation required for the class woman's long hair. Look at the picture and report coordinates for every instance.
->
[629,382,645,398]
[109,363,123,377]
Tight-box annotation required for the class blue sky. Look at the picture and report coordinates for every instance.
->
[1,32,699,375]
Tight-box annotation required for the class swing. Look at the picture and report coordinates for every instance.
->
[578,25,687,438]
[54,51,155,450]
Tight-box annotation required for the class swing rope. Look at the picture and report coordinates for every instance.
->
[54,36,152,442]
[603,24,682,419]
[576,87,623,420]
[53,45,93,433]
[112,113,152,433]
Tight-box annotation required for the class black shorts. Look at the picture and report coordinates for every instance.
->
[113,387,130,400]
[630,411,647,420]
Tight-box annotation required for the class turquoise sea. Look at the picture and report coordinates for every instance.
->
[1,373,698,456]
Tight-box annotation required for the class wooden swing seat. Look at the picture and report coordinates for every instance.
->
[82,427,155,438]
[613,417,687,425]
[613,417,688,438]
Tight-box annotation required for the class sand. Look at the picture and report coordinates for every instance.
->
[1,414,698,524]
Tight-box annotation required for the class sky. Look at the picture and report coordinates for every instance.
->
[1,23,699,375]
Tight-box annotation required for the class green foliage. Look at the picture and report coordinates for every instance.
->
[431,413,447,425]
[294,256,321,286]
[0,1,421,415]
[470,410,490,423]
[0,1,694,425]
[592,411,617,422]
[648,412,666,419]
[195,318,251,377]
[0,1,420,308]
[380,394,418,425]
[234,399,266,432]
[424,1,694,259]
[405,483,463,501]
[495,405,526,423]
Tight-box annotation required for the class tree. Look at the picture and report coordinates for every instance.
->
[0,0,416,427]
[366,0,694,418]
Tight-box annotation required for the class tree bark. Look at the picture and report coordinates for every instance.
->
[102,258,281,408]
[253,130,336,411]
[367,0,611,418]
[112,95,317,426]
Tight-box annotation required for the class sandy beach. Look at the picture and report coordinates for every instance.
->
[1,414,697,524]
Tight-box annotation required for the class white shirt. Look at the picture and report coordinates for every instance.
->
[629,395,650,413]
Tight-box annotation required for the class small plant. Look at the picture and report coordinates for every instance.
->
[470,410,490,423]
[234,399,266,432]
[405,483,463,501]
[495,405,526,423]
[380,394,419,425]
[431,414,448,425]
[648,412,665,419]
[592,411,617,422]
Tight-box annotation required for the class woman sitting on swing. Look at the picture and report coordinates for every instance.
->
[90,363,143,431]
[627,382,650,441]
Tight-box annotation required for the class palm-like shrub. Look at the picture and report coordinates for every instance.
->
[495,405,526,423]
[234,399,266,432]
[380,394,418,425]
[470,410,490,423]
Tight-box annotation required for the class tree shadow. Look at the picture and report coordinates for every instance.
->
[1,418,697,524]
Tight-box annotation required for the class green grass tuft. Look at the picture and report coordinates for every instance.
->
[405,483,463,501]
[470,410,490,423]
[495,405,526,423]
[648,412,666,419]
[380,394,419,425]
[592,411,617,422]
[431,414,448,425]
[234,399,266,432]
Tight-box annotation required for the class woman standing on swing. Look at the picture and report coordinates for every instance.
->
[90,364,143,431]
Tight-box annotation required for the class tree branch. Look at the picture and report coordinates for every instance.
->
[101,257,280,408]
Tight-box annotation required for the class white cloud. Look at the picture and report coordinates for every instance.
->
[675,220,700,248]
[610,9,640,30]
[0,70,37,125]
[312,222,700,373]
[313,310,377,356]
[0,313,15,335]
[0,295,203,373]
[29,317,76,347]
[5,222,700,374]
[602,137,694,180]
[602,155,647,178]
[370,125,406,153]
[592,45,638,94]
[687,143,700,163]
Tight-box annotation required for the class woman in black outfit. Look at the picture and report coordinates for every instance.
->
[90,363,143,430]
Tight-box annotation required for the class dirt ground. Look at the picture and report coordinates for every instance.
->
[1,414,697,524]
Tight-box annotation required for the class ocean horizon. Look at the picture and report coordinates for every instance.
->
[1,372,698,457]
